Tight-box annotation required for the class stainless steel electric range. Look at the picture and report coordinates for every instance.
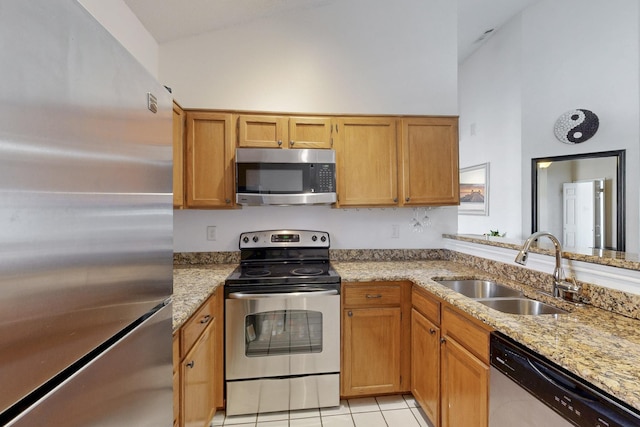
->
[224,230,341,416]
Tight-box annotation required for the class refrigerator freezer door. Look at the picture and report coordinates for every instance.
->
[0,0,173,416]
[5,304,173,427]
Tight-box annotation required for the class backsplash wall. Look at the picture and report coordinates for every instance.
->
[173,205,458,252]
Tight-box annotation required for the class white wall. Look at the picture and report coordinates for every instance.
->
[457,15,523,239]
[78,0,159,78]
[161,0,460,252]
[459,0,640,252]
[159,0,457,115]
[173,206,458,252]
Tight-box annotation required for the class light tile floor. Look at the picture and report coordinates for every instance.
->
[211,394,432,427]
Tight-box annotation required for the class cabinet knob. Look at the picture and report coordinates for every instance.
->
[290,140,295,146]
[440,337,446,344]
[200,314,211,324]
[429,328,436,335]
[225,199,231,204]
[393,198,398,203]
[186,360,195,369]
[348,311,353,317]
[406,197,410,202]
[277,140,283,146]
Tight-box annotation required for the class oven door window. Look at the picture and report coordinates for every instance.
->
[245,309,322,357]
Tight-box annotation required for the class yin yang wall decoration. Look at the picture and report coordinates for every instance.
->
[554,109,599,144]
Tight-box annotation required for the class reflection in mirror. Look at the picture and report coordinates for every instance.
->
[532,150,625,252]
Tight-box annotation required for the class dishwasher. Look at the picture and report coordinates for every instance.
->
[490,332,640,426]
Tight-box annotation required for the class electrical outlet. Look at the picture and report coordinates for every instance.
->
[207,226,217,241]
[391,224,400,239]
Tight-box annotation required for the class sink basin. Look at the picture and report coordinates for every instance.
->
[436,280,523,299]
[476,298,568,315]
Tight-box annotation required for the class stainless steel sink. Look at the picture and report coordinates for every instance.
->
[436,280,523,299]
[476,298,568,315]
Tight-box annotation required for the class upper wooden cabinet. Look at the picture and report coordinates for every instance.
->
[399,117,459,206]
[185,111,235,208]
[173,101,185,208]
[334,117,398,207]
[238,114,332,149]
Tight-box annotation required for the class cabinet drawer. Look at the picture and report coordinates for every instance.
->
[180,295,215,358]
[343,283,401,307]
[412,287,440,325]
[442,305,490,364]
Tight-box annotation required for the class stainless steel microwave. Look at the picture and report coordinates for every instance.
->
[235,148,337,206]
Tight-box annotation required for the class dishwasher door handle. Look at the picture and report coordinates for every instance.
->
[228,289,338,299]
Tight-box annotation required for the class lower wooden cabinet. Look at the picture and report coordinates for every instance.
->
[341,282,411,397]
[411,307,440,426]
[174,290,224,427]
[411,286,491,427]
[441,333,489,427]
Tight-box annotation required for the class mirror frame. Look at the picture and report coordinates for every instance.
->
[531,150,626,252]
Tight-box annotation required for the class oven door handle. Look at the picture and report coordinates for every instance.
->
[228,289,338,299]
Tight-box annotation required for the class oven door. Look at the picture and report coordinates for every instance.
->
[225,288,340,380]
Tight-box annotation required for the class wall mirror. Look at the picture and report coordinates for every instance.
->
[532,150,625,251]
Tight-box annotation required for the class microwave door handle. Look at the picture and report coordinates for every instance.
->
[228,289,338,299]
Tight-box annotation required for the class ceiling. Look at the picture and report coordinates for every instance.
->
[123,0,539,63]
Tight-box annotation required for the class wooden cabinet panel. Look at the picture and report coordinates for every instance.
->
[441,336,489,427]
[411,287,440,325]
[400,117,459,206]
[238,115,287,148]
[180,297,214,358]
[411,308,440,427]
[442,305,490,364]
[334,117,398,207]
[173,102,185,208]
[182,323,216,427]
[343,283,401,307]
[342,307,401,396]
[288,116,332,149]
[185,112,235,208]
[175,291,223,427]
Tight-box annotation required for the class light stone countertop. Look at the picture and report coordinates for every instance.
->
[172,264,236,330]
[173,260,640,412]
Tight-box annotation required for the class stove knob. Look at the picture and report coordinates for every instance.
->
[242,236,249,244]
[321,236,327,242]
[252,236,259,243]
[312,235,318,242]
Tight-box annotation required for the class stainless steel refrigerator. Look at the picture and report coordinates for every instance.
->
[0,1,173,425]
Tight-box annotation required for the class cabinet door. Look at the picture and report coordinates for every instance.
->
[411,308,440,427]
[334,117,398,206]
[185,112,235,208]
[288,117,332,149]
[238,115,288,148]
[182,324,216,427]
[441,336,489,427]
[342,307,401,396]
[399,117,459,206]
[173,102,185,208]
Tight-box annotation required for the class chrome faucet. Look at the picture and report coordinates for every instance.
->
[515,231,581,300]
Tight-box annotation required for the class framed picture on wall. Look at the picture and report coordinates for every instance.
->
[459,163,489,215]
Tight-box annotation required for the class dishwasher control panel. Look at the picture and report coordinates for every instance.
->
[490,333,640,427]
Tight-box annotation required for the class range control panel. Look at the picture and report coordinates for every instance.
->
[239,230,329,249]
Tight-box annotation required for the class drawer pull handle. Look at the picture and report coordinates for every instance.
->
[429,328,436,335]
[186,361,195,369]
[366,294,383,299]
[200,314,211,324]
